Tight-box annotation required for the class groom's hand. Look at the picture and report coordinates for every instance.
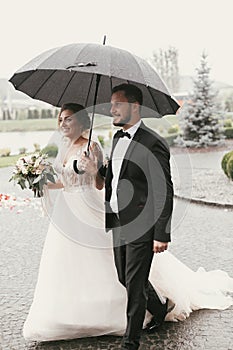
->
[153,240,168,253]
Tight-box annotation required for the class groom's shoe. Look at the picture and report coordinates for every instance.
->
[145,299,168,333]
[144,317,164,333]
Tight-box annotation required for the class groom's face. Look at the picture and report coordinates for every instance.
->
[110,91,132,127]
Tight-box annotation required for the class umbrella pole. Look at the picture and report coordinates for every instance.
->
[73,74,101,174]
[86,74,101,156]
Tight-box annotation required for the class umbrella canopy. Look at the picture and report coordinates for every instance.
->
[9,43,179,118]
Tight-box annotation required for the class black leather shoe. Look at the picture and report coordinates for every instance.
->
[144,299,168,333]
[144,316,164,333]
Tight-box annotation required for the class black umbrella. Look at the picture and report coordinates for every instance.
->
[9,41,179,158]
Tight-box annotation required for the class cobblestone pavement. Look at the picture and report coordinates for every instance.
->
[171,148,233,206]
[1,164,233,350]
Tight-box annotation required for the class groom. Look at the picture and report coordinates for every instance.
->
[85,84,173,350]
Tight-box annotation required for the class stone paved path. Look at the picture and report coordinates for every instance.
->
[1,151,233,350]
[0,198,232,348]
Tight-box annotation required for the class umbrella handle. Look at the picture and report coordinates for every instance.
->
[73,151,90,175]
[73,159,85,175]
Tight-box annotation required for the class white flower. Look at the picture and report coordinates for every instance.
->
[34,158,42,168]
[24,155,34,164]
[21,167,28,175]
[16,158,25,167]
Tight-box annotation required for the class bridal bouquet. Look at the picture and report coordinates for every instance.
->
[9,153,56,198]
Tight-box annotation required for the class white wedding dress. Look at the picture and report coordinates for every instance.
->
[23,143,233,342]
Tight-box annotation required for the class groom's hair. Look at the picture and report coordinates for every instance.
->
[112,84,143,105]
[58,103,90,131]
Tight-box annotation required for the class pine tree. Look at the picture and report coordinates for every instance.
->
[177,53,224,147]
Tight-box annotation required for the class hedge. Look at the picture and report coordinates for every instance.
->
[224,127,233,139]
[41,144,58,158]
[164,133,179,146]
[221,150,233,180]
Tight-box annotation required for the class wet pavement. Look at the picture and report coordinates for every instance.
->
[171,148,233,207]
[1,149,233,350]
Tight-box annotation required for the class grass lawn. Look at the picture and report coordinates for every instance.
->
[143,115,178,129]
[0,119,57,132]
[0,115,179,168]
[0,115,179,133]
[0,154,22,168]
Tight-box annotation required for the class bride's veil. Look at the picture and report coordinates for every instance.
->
[41,128,104,218]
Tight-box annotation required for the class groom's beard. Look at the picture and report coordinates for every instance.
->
[113,107,132,127]
[113,115,131,127]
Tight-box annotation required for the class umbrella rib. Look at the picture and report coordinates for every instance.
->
[84,73,95,107]
[57,71,76,106]
[110,76,113,93]
[129,55,147,86]
[165,93,179,113]
[11,71,34,89]
[31,70,57,98]
[126,79,160,114]
[147,86,161,114]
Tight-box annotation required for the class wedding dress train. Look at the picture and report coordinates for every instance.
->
[23,144,233,341]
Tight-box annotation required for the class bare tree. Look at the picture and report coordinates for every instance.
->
[151,47,179,93]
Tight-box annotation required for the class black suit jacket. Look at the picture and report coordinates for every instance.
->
[103,121,173,243]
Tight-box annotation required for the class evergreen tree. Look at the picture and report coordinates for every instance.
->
[177,53,224,147]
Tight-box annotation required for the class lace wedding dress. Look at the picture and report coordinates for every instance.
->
[23,142,233,342]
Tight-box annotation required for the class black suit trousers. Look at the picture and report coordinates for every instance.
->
[113,227,165,349]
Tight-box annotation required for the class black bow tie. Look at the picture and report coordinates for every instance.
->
[115,129,131,139]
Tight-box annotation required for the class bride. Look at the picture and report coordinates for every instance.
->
[23,103,233,342]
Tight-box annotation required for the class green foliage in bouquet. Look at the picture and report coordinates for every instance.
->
[9,152,57,197]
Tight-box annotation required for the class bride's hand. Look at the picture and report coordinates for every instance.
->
[80,153,98,176]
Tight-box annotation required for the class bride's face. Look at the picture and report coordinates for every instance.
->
[59,109,83,140]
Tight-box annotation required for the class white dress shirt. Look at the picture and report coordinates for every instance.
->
[110,120,141,213]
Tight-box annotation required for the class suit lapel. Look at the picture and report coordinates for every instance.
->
[119,123,145,178]
[106,134,120,186]
[110,135,119,157]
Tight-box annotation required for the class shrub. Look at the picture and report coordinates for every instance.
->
[33,143,41,152]
[223,119,232,128]
[97,135,105,148]
[158,126,165,134]
[221,150,233,179]
[167,124,180,134]
[0,148,11,157]
[164,133,179,146]
[227,155,233,180]
[19,147,27,155]
[41,143,58,158]
[224,127,233,139]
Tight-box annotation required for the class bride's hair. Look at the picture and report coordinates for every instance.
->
[58,103,90,131]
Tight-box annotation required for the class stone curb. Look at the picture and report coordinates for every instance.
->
[174,194,233,209]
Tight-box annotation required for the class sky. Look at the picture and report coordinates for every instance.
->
[1,0,233,86]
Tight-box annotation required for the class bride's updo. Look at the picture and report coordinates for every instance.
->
[58,103,90,131]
